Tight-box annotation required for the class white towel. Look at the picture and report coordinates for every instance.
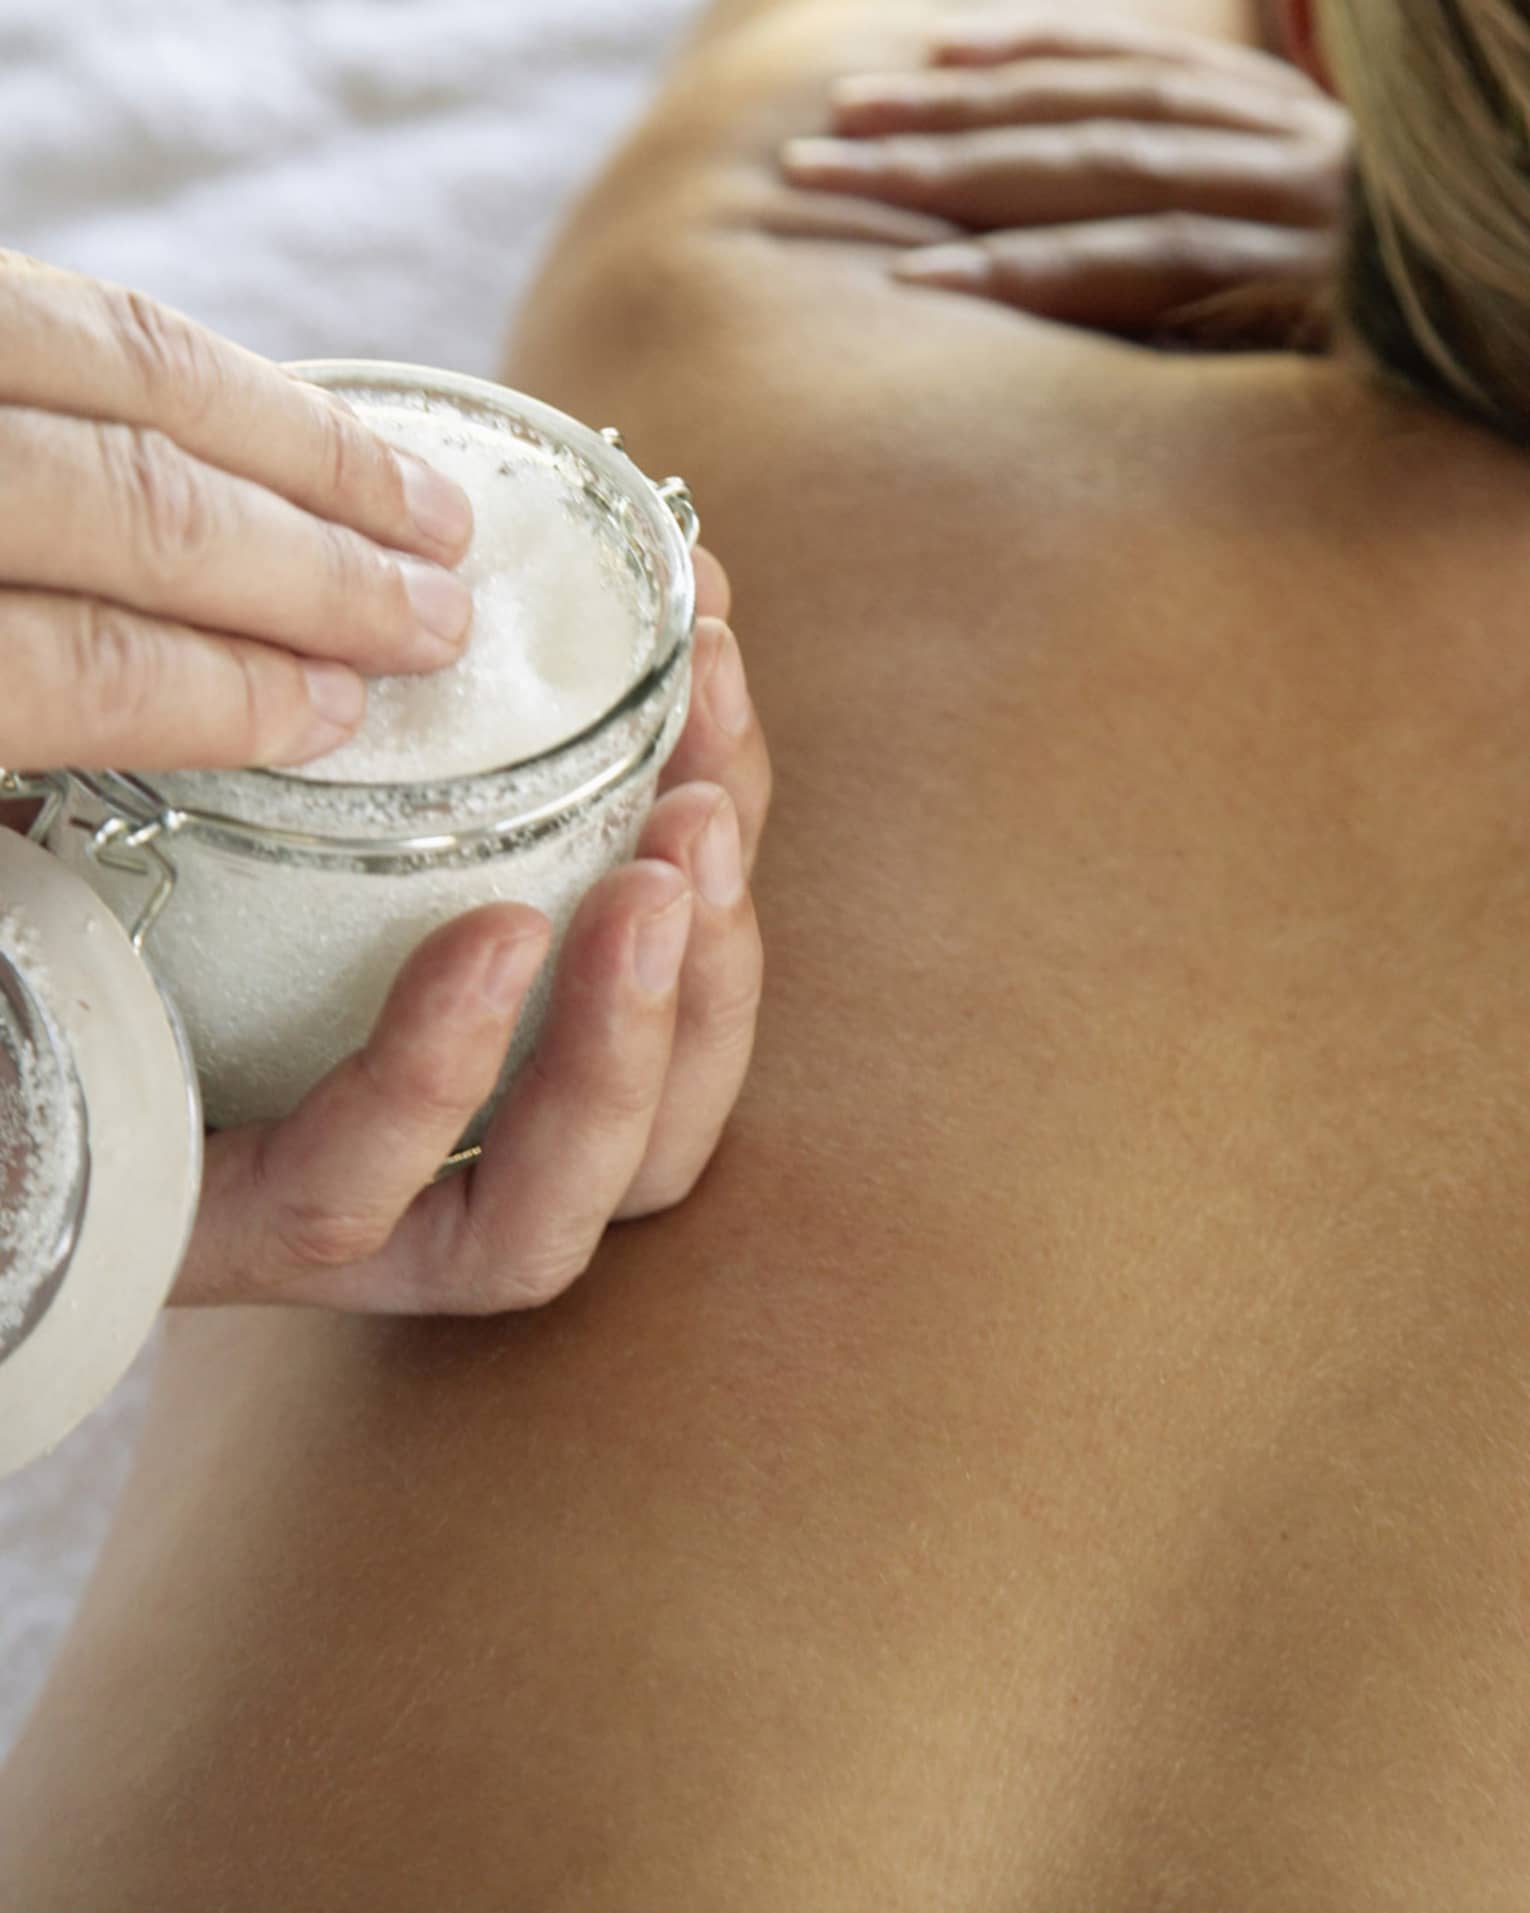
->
[0,0,705,1764]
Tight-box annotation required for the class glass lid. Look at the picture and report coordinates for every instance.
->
[0,826,202,1478]
[0,946,90,1361]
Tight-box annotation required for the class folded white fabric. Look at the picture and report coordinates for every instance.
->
[0,0,704,1765]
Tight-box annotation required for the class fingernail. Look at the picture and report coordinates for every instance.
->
[705,626,752,737]
[894,243,991,288]
[695,799,744,911]
[301,660,366,744]
[398,557,474,660]
[398,452,475,554]
[782,136,879,177]
[483,932,546,1016]
[634,890,692,997]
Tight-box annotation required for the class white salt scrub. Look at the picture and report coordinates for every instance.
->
[44,366,697,1139]
[294,402,645,783]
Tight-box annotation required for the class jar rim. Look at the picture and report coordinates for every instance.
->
[67,633,689,872]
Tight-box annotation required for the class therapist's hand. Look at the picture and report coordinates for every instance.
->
[782,9,1350,341]
[0,253,477,773]
[175,571,770,1315]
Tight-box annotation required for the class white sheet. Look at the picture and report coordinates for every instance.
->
[0,0,706,1764]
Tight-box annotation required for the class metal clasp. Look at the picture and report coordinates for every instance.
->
[3,769,187,956]
[656,477,701,552]
[600,429,702,553]
[80,809,187,955]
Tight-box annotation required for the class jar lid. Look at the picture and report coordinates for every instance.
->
[0,827,201,1477]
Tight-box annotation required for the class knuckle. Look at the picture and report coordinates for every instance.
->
[703,953,765,1050]
[315,396,390,517]
[1155,211,1218,270]
[885,135,948,200]
[103,422,214,577]
[107,284,222,424]
[222,640,276,762]
[512,1235,596,1308]
[461,1212,594,1313]
[1143,74,1184,118]
[530,1042,659,1134]
[72,600,160,750]
[316,399,357,498]
[361,1045,473,1130]
[593,1062,668,1130]
[272,1200,391,1272]
[694,979,763,1072]
[248,1126,393,1275]
[319,518,400,631]
[1079,119,1156,184]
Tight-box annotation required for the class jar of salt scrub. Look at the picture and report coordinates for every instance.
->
[0,362,698,1475]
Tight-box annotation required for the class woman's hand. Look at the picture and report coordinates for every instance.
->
[781,9,1351,339]
[174,561,770,1314]
[0,254,476,773]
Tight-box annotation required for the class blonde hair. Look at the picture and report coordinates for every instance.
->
[1322,0,1530,440]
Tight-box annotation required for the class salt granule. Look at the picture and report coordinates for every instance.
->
[292,401,645,783]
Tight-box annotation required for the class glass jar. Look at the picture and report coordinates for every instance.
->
[0,363,698,1474]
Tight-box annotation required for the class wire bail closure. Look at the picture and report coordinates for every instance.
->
[3,768,184,957]
[657,477,701,552]
[81,810,186,954]
[599,429,701,555]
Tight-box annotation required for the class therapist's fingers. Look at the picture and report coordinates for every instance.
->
[660,620,771,875]
[894,213,1336,336]
[616,785,762,1218]
[439,862,693,1314]
[782,121,1342,232]
[0,407,473,676]
[929,11,1314,92]
[0,254,475,569]
[830,56,1322,140]
[0,588,369,770]
[176,904,551,1309]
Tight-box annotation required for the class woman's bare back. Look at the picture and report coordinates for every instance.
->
[6,4,1530,1905]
